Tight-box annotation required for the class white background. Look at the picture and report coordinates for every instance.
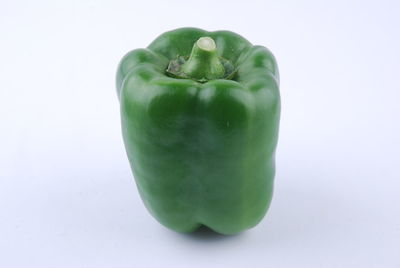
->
[1,0,399,267]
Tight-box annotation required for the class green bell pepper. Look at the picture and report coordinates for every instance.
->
[116,28,280,235]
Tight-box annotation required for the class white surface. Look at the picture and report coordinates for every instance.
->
[1,0,399,267]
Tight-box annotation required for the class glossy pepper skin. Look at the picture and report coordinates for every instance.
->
[116,28,280,235]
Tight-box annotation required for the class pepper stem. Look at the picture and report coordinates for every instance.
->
[181,37,225,81]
